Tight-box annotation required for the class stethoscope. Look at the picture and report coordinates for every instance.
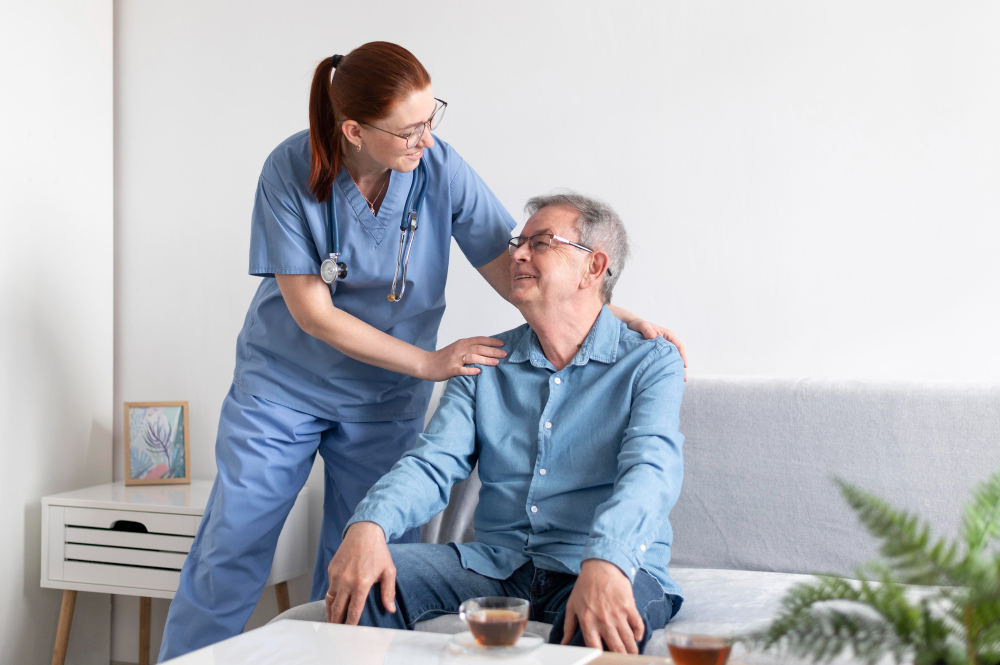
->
[321,161,429,303]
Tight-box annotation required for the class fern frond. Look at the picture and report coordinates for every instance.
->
[852,566,923,644]
[755,603,906,665]
[835,478,961,586]
[962,468,1000,554]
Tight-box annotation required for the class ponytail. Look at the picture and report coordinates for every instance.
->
[308,56,341,202]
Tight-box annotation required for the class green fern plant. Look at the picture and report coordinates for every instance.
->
[745,468,1000,665]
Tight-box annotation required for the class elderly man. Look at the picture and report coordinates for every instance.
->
[301,192,685,654]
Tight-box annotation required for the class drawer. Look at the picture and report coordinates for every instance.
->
[65,544,188,569]
[64,507,198,536]
[45,505,198,591]
[63,560,181,592]
[64,526,193,553]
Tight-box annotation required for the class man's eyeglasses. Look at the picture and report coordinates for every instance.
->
[507,233,612,276]
[359,98,448,149]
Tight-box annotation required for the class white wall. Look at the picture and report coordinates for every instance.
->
[0,1,114,664]
[112,1,1000,661]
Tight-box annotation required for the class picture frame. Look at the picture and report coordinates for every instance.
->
[124,401,191,485]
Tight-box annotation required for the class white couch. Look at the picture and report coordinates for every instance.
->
[279,378,1000,658]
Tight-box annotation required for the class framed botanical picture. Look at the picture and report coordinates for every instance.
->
[124,401,191,485]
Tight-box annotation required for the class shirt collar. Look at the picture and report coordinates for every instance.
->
[507,305,621,369]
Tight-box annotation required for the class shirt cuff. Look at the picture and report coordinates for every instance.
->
[343,509,395,542]
[581,538,643,583]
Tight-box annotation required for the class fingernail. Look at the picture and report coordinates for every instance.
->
[389,602,396,612]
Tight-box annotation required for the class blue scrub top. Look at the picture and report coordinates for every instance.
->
[234,130,517,423]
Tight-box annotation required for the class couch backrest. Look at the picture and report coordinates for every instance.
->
[422,378,1000,576]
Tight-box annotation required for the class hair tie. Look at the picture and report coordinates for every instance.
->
[331,54,343,69]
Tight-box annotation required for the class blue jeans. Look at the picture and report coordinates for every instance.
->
[356,543,682,654]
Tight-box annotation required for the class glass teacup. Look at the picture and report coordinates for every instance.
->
[663,622,738,665]
[458,597,529,647]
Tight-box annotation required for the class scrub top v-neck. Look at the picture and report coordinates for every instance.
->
[235,130,516,422]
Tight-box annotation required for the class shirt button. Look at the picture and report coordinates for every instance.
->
[544,421,552,430]
[630,567,636,575]
[554,377,562,385]
[640,544,646,552]
[539,469,547,475]
[530,505,538,513]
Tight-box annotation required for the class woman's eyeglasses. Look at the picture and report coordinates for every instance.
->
[359,99,448,149]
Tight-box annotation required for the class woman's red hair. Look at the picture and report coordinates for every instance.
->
[308,42,431,202]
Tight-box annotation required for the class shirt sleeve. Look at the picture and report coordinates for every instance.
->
[449,155,517,268]
[248,173,321,277]
[581,343,686,582]
[346,374,480,541]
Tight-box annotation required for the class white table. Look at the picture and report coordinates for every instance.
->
[164,621,604,665]
[40,481,310,665]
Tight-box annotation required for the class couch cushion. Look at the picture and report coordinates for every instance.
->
[424,379,1000,577]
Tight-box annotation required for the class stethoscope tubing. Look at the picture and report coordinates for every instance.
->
[325,161,428,300]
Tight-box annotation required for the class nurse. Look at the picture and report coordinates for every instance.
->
[159,41,687,660]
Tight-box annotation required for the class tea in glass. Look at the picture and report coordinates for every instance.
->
[664,623,736,665]
[458,597,530,647]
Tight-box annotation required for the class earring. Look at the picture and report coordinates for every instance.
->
[357,143,362,153]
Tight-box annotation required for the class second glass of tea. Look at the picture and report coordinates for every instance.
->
[663,622,739,665]
[458,597,529,648]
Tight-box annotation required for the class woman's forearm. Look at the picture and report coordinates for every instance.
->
[305,306,433,379]
[276,274,432,379]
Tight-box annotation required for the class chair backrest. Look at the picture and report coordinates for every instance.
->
[423,378,1000,576]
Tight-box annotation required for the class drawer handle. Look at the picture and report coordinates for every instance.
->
[111,520,149,533]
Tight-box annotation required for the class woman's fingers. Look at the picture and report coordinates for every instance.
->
[474,344,507,358]
[470,336,505,348]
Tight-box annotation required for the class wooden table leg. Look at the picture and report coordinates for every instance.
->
[139,597,151,665]
[51,589,77,665]
[274,581,291,615]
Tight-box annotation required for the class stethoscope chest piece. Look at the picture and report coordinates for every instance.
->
[321,253,348,284]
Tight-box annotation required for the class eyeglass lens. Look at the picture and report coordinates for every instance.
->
[406,102,447,149]
[507,234,555,255]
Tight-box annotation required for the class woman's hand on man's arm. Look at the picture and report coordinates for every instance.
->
[607,304,688,381]
[275,274,504,381]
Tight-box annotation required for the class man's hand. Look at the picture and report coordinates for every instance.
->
[561,559,644,654]
[325,522,396,625]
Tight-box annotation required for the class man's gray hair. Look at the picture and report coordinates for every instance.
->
[524,191,630,303]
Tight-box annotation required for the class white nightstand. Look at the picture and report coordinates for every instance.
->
[41,481,310,665]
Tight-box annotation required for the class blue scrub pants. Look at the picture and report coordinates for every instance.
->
[158,385,423,661]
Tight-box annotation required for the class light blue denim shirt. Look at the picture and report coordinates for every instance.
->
[347,305,686,596]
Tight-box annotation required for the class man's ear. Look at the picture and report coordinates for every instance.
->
[581,251,610,290]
